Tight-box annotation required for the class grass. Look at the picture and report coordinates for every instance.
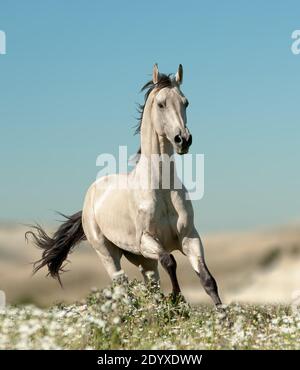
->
[0,272,299,349]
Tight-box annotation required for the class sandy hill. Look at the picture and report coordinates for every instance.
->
[0,222,300,306]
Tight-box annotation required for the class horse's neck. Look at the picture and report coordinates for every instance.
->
[135,95,176,190]
[140,106,173,158]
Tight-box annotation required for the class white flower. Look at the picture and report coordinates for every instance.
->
[88,317,106,329]
[281,327,296,334]
[112,316,120,325]
[112,286,125,300]
[101,301,112,313]
[103,289,112,299]
[145,270,155,280]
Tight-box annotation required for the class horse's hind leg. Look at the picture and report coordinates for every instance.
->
[82,216,123,280]
[123,251,159,283]
[82,187,124,280]
[139,232,181,295]
[92,236,123,279]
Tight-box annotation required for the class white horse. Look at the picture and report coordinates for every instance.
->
[27,64,222,306]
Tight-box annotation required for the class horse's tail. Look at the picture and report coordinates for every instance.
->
[25,211,86,285]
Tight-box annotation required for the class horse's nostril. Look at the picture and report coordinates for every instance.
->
[174,135,182,144]
[187,134,192,146]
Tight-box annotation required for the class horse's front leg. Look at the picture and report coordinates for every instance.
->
[136,201,181,296]
[139,231,181,296]
[182,228,222,306]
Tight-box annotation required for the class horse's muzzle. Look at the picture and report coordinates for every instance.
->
[174,133,192,154]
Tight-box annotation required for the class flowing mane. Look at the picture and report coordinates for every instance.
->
[134,73,173,135]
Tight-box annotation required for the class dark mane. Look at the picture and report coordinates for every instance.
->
[134,73,173,135]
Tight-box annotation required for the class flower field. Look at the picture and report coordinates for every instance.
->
[0,273,299,350]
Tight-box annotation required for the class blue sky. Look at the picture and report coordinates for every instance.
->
[0,0,299,232]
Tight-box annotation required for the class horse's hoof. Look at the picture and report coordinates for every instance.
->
[215,304,228,318]
[169,292,186,305]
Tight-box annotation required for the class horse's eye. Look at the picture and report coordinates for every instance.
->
[158,102,165,109]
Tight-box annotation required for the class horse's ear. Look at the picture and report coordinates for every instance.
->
[152,63,160,84]
[175,64,183,85]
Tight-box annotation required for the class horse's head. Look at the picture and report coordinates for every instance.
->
[150,64,192,155]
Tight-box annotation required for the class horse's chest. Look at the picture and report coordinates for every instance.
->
[150,195,180,248]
